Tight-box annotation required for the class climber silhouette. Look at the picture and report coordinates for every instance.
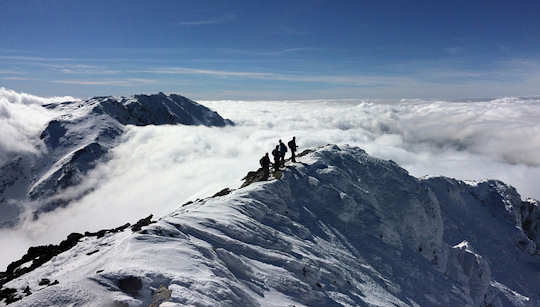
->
[279,139,287,167]
[259,152,271,180]
[271,145,280,172]
[288,136,297,163]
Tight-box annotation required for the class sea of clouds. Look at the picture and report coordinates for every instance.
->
[1,88,540,269]
[0,88,78,163]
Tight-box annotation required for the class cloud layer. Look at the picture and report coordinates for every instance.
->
[1,92,540,269]
[0,87,77,164]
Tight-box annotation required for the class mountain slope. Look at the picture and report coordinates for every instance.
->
[1,145,539,306]
[0,93,232,227]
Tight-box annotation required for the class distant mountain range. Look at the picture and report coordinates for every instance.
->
[0,93,233,227]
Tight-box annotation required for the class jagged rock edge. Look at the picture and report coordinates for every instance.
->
[0,215,156,304]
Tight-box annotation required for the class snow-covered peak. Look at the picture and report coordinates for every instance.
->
[0,93,233,227]
[2,145,539,306]
[90,92,232,127]
[43,92,232,127]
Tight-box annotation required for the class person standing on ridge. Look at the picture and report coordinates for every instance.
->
[259,152,271,180]
[271,145,280,172]
[288,136,298,163]
[279,139,287,167]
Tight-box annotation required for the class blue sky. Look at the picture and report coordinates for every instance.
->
[1,0,540,99]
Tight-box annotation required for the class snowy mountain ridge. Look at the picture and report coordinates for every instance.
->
[0,93,232,227]
[1,145,539,306]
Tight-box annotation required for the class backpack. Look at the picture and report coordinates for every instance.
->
[288,140,295,150]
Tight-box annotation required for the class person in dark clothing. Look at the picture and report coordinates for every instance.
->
[259,152,271,180]
[271,145,280,172]
[279,139,287,167]
[287,136,297,163]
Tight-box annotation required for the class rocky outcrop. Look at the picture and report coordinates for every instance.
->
[0,215,156,304]
[519,198,540,251]
[130,214,155,232]
[240,149,315,188]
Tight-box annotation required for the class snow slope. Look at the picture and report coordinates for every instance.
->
[1,145,539,306]
[0,93,232,227]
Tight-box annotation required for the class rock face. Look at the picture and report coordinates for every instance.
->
[0,93,232,227]
[1,145,539,306]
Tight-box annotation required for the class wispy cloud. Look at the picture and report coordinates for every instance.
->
[0,69,26,75]
[51,78,157,86]
[139,67,274,78]
[139,66,411,87]
[178,13,236,26]
[0,55,75,62]
[51,64,120,75]
[1,76,30,81]
[221,47,321,57]
[136,60,540,99]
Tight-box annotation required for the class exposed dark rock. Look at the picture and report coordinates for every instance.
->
[39,119,68,149]
[84,229,107,238]
[150,285,172,307]
[29,142,108,202]
[519,199,540,247]
[181,200,193,207]
[1,232,83,288]
[0,287,19,304]
[86,250,99,256]
[117,276,142,295]
[85,222,131,238]
[131,215,155,232]
[239,149,314,189]
[1,239,74,303]
[1,216,153,291]
[0,157,23,196]
[240,169,268,188]
[296,149,314,158]
[212,188,232,197]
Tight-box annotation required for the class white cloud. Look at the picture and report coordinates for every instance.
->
[220,47,321,57]
[2,92,540,269]
[0,55,74,62]
[137,61,540,96]
[140,67,276,78]
[0,88,77,163]
[1,76,30,81]
[0,87,76,105]
[52,64,120,75]
[0,70,26,75]
[140,66,414,87]
[51,78,157,86]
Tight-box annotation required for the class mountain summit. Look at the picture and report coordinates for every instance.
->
[1,145,538,306]
[0,93,232,227]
